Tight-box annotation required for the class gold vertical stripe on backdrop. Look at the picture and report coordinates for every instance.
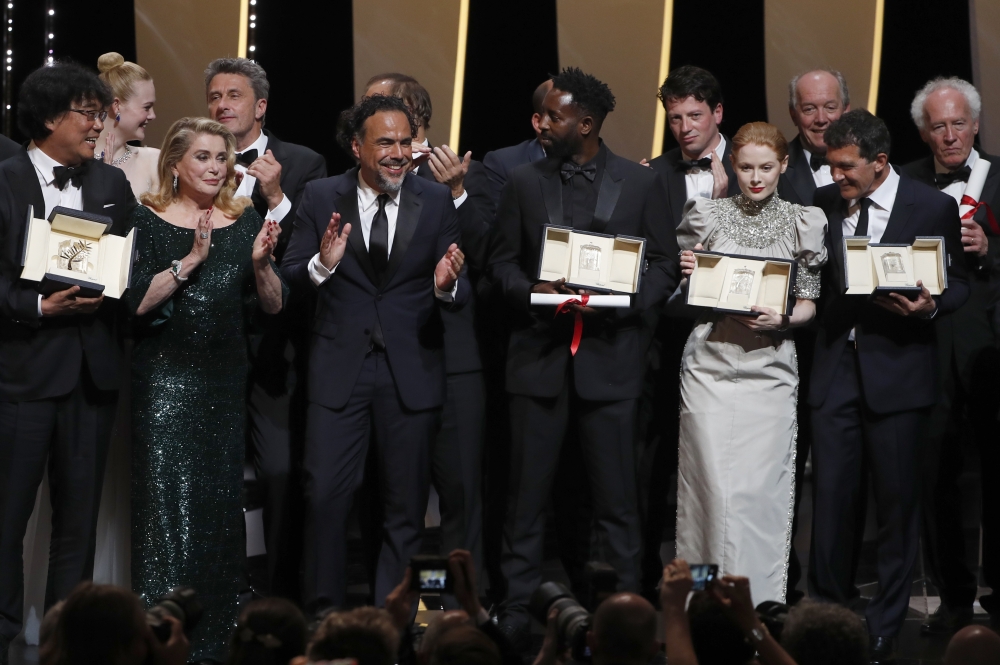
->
[650,0,674,159]
[238,0,248,58]
[449,0,470,149]
[867,0,885,114]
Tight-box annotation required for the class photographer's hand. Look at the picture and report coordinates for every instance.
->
[146,615,189,665]
[385,568,420,631]
[712,575,797,665]
[448,549,486,621]
[532,607,569,665]
[660,559,698,665]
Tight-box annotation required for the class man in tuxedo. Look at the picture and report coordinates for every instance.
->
[0,134,21,163]
[778,68,851,603]
[482,78,552,207]
[903,77,1000,633]
[206,57,327,598]
[637,65,741,596]
[361,74,494,603]
[808,110,968,662]
[282,94,467,610]
[0,63,137,665]
[488,67,678,649]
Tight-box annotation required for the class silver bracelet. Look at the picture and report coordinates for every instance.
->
[170,259,188,283]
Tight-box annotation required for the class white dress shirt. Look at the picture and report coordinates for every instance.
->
[684,135,727,202]
[308,171,456,300]
[842,166,900,243]
[801,145,834,188]
[29,145,86,316]
[235,131,292,222]
[411,138,469,208]
[936,149,978,205]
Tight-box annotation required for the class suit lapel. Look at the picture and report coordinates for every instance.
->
[787,137,817,205]
[383,177,422,287]
[592,151,624,233]
[338,170,377,286]
[664,153,688,227]
[826,195,847,280]
[539,160,563,228]
[11,152,45,218]
[721,136,740,196]
[880,170,915,244]
[80,161,105,214]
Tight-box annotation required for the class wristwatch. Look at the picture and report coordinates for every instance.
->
[170,259,188,283]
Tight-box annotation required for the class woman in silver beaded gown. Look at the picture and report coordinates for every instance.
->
[674,122,827,603]
[128,118,284,661]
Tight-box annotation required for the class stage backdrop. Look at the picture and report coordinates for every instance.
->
[971,0,1000,153]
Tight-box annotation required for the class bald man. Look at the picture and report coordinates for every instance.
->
[481,79,551,206]
[586,593,660,665]
[944,625,1000,665]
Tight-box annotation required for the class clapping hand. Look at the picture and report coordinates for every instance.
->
[411,142,432,169]
[319,213,352,271]
[246,149,284,210]
[188,208,213,265]
[102,133,115,165]
[428,145,472,199]
[252,219,280,267]
[711,152,729,199]
[435,243,465,292]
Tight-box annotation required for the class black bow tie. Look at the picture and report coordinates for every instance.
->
[934,165,972,189]
[809,153,828,171]
[560,162,597,182]
[677,157,713,172]
[236,149,258,167]
[52,162,89,190]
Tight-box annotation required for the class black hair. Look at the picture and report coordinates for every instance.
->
[18,61,112,141]
[550,67,616,124]
[225,598,308,665]
[688,592,756,665]
[658,65,723,111]
[823,109,891,162]
[336,94,417,159]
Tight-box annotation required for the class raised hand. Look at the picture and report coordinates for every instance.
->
[102,133,115,165]
[434,243,465,292]
[660,558,694,612]
[188,207,213,265]
[246,149,284,210]
[319,212,351,271]
[711,152,729,199]
[428,145,472,198]
[252,219,280,267]
[448,549,483,618]
[40,285,104,317]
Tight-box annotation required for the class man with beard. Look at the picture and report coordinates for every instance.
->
[488,68,679,650]
[282,94,468,610]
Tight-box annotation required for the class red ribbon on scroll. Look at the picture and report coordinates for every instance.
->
[554,293,590,356]
[960,194,1000,235]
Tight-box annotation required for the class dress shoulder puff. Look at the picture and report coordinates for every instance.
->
[794,204,828,270]
[677,197,719,250]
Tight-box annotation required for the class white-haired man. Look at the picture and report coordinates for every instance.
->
[903,76,1000,634]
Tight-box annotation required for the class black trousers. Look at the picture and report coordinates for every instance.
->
[0,371,116,641]
[921,345,1000,608]
[809,346,925,638]
[302,350,438,610]
[432,371,486,609]
[500,383,641,627]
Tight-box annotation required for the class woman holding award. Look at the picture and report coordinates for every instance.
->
[674,122,827,604]
[127,117,284,660]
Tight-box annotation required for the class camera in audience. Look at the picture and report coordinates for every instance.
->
[146,587,203,643]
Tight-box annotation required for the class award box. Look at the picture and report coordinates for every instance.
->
[686,250,797,316]
[842,236,947,299]
[20,205,137,299]
[536,225,646,294]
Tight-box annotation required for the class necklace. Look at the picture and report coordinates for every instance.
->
[110,146,133,167]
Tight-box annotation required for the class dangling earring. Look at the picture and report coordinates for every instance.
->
[115,112,121,123]
[172,174,178,192]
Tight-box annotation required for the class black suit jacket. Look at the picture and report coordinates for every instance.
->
[413,157,494,374]
[282,168,468,411]
[488,146,679,401]
[903,151,1000,392]
[778,135,819,206]
[809,171,969,414]
[482,138,546,208]
[250,129,327,263]
[647,138,740,228]
[0,151,138,401]
[0,133,22,164]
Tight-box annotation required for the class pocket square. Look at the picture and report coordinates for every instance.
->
[103,203,115,208]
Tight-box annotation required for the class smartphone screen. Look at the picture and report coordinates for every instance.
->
[690,564,718,591]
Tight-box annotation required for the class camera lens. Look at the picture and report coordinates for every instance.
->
[146,587,203,643]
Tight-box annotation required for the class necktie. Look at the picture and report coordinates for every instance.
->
[934,165,972,189]
[52,162,89,190]
[854,198,872,236]
[370,193,390,279]
[560,161,597,182]
[809,153,828,172]
[677,157,713,172]
[236,149,258,167]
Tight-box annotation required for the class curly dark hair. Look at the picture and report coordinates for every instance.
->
[335,94,417,160]
[658,65,723,112]
[18,61,112,142]
[550,67,616,124]
[824,109,891,162]
[780,601,868,665]
[224,598,307,665]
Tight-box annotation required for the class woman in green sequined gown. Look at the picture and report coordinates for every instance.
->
[127,118,284,661]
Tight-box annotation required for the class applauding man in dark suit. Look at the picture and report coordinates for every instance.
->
[282,94,466,611]
[0,63,137,664]
[488,68,678,649]
[903,77,1000,633]
[808,110,968,663]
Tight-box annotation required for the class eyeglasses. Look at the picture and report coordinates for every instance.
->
[69,109,108,122]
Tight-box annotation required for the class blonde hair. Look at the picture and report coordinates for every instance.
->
[731,121,789,162]
[97,52,152,103]
[140,117,251,218]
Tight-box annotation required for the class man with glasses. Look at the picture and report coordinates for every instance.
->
[0,62,137,665]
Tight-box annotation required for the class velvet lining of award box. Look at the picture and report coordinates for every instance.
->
[686,250,797,316]
[20,205,137,299]
[843,236,946,299]
[536,224,646,294]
